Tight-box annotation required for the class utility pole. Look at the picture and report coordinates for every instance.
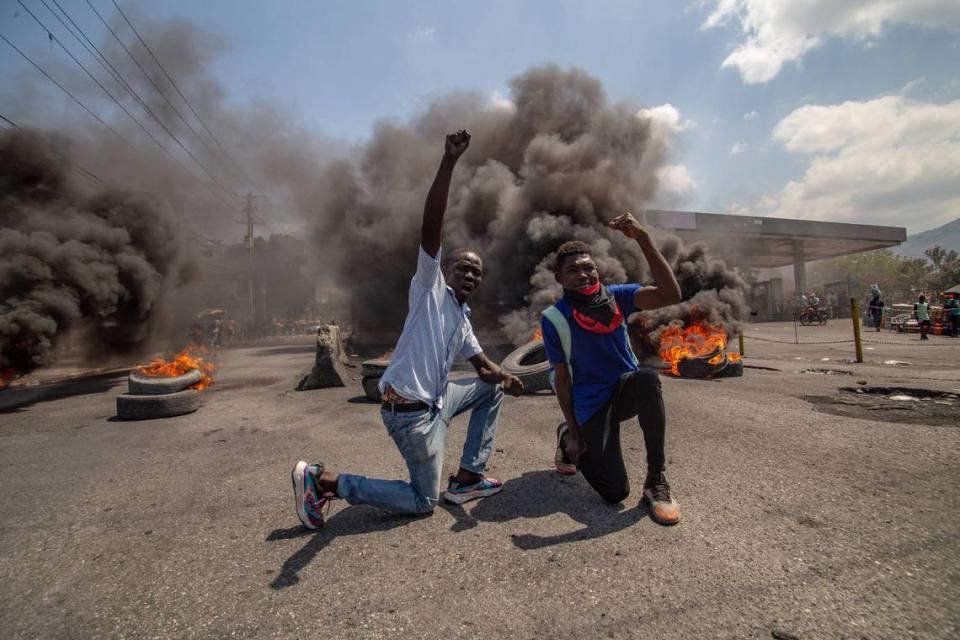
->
[236,193,265,329]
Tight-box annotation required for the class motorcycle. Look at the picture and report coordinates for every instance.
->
[799,305,828,326]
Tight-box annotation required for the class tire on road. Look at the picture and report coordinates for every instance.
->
[128,369,202,395]
[500,340,552,393]
[361,359,390,378]
[361,376,383,402]
[116,389,201,420]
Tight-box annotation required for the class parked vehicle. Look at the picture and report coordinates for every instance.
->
[799,305,828,326]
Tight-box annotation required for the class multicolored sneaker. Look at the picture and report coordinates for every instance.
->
[291,461,335,529]
[442,474,503,505]
[642,471,681,526]
[554,422,577,475]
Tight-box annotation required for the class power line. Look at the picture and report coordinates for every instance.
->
[79,1,238,201]
[107,0,264,196]
[0,112,106,185]
[0,32,131,146]
[16,0,203,183]
[18,0,238,201]
[76,0,239,189]
[41,1,234,209]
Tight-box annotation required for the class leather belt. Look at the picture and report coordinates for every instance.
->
[381,400,429,413]
[381,385,429,413]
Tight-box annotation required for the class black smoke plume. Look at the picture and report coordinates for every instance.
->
[636,236,747,352]
[5,6,746,375]
[301,65,746,346]
[0,129,183,383]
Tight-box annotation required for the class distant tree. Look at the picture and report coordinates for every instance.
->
[923,245,960,292]
[924,246,949,272]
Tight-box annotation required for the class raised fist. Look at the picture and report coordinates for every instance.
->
[444,129,471,159]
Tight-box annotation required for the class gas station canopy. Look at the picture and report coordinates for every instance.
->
[644,210,907,268]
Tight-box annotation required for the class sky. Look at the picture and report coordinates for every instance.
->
[1,0,959,235]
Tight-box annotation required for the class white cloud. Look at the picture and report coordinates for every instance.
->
[743,110,759,120]
[702,0,960,83]
[636,103,695,135]
[730,141,747,155]
[634,105,697,205]
[653,164,697,207]
[755,95,960,232]
[487,89,516,112]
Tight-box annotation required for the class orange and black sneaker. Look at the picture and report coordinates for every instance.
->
[642,472,681,526]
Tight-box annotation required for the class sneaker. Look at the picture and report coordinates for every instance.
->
[642,472,681,526]
[442,474,503,505]
[554,422,577,475]
[291,460,335,529]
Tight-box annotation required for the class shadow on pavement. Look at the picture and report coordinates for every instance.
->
[441,470,649,549]
[266,506,431,589]
[0,372,125,413]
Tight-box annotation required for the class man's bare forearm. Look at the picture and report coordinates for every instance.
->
[421,156,457,258]
[555,378,579,436]
[637,232,681,303]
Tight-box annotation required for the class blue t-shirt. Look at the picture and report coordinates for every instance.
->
[541,284,641,425]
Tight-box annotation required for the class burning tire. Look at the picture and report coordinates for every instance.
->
[500,340,552,393]
[128,369,202,395]
[361,376,382,402]
[116,389,201,420]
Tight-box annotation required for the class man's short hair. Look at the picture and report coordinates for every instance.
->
[444,248,481,269]
[554,241,593,272]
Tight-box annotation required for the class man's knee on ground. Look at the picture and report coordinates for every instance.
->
[598,484,631,504]
[414,493,439,515]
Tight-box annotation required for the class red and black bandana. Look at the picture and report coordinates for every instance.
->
[563,282,623,334]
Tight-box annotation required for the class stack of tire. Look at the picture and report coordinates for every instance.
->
[500,339,553,393]
[360,358,390,402]
[116,369,203,420]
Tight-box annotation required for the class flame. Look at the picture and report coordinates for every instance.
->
[136,343,216,391]
[658,322,739,376]
[531,327,543,342]
[0,368,16,390]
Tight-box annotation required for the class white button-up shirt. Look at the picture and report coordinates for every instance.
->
[378,247,482,409]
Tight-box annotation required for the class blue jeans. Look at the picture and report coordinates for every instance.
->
[337,378,503,514]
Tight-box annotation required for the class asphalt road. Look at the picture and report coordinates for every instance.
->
[1,325,958,639]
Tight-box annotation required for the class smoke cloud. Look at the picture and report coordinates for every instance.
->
[300,65,746,347]
[4,9,747,379]
[0,129,185,381]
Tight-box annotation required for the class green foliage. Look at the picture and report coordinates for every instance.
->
[809,246,960,302]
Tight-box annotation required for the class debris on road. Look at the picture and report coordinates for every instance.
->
[297,325,350,390]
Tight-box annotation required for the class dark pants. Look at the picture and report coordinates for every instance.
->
[919,319,931,338]
[576,368,667,504]
[950,316,959,337]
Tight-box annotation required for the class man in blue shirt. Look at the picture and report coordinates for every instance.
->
[944,292,960,337]
[541,213,682,525]
[290,130,524,528]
